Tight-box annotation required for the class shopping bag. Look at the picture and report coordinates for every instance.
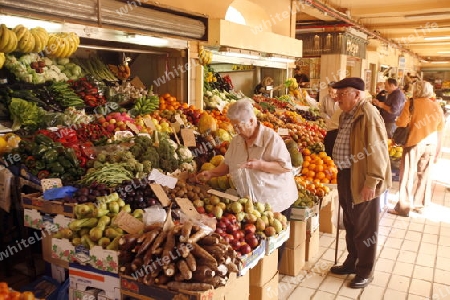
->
[392,126,409,146]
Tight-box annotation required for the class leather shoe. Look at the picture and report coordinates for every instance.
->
[349,275,373,288]
[330,265,356,275]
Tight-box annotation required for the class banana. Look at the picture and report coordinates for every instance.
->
[0,25,10,52]
[13,24,27,42]
[46,34,60,56]
[31,30,43,53]
[24,33,35,53]
[5,30,18,53]
[0,53,4,69]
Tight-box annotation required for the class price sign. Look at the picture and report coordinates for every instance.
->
[148,169,178,189]
[126,122,140,134]
[207,189,239,202]
[143,116,156,131]
[150,184,171,207]
[181,128,197,147]
[277,128,290,136]
[114,211,144,234]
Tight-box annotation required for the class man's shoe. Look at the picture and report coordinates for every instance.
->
[330,265,356,275]
[349,275,373,288]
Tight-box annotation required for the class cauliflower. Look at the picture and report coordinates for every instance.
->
[180,162,195,172]
[44,70,59,81]
[178,146,193,162]
[43,57,53,66]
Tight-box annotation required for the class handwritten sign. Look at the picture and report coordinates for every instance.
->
[143,116,156,131]
[114,211,144,234]
[277,128,290,136]
[207,189,239,202]
[171,122,181,133]
[175,197,201,219]
[150,184,171,207]
[174,114,185,126]
[180,128,197,147]
[126,121,140,134]
[148,169,178,189]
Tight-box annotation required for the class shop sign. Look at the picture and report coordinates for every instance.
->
[346,40,360,57]
[398,56,406,69]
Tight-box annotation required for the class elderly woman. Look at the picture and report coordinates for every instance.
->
[388,81,445,217]
[197,99,298,214]
[254,77,282,97]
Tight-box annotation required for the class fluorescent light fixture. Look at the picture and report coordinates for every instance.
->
[0,15,62,31]
[124,34,168,47]
[405,12,450,20]
[430,61,450,64]
[437,51,450,54]
[424,36,450,41]
[219,47,261,60]
[265,54,296,63]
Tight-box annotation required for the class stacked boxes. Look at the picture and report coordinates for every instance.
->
[279,221,306,276]
[249,249,279,300]
[305,215,320,261]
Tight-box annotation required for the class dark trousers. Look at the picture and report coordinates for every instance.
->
[278,207,292,265]
[324,129,339,157]
[337,169,380,278]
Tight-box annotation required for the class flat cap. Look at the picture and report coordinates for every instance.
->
[332,77,365,91]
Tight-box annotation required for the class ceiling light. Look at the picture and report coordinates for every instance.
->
[219,47,261,60]
[265,54,296,63]
[424,36,450,41]
[430,61,450,64]
[405,12,450,20]
[0,15,63,31]
[437,51,450,54]
[118,34,168,47]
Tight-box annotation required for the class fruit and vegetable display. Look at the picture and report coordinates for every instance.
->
[0,283,38,300]
[119,219,240,290]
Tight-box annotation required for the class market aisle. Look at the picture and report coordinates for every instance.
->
[279,118,450,299]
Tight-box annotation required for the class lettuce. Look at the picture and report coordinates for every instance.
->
[8,98,43,131]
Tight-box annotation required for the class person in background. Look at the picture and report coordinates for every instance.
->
[388,81,445,217]
[254,76,282,97]
[294,66,310,87]
[196,99,298,263]
[372,78,406,138]
[319,81,337,120]
[375,82,387,103]
[323,106,342,157]
[329,77,391,289]
[318,81,340,156]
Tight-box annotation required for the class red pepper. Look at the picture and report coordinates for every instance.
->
[78,156,87,168]
[38,170,50,179]
[86,88,99,94]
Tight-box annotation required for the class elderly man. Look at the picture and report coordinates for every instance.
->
[330,77,392,288]
[372,78,406,138]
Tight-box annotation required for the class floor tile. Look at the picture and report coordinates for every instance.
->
[384,237,403,249]
[434,269,450,285]
[435,256,450,270]
[319,235,335,248]
[387,274,410,293]
[396,250,417,263]
[371,271,390,288]
[389,228,406,239]
[359,285,385,300]
[392,261,414,277]
[400,240,420,252]
[432,283,450,300]
[374,258,395,273]
[437,245,450,259]
[439,235,450,247]
[407,294,429,300]
[380,288,407,300]
[278,282,297,300]
[379,247,400,260]
[299,272,326,289]
[422,233,438,244]
[317,275,344,294]
[413,265,434,282]
[408,222,425,232]
[423,224,440,235]
[404,230,422,241]
[288,286,316,300]
[418,242,438,256]
[311,290,336,300]
[409,279,432,297]
[337,279,363,299]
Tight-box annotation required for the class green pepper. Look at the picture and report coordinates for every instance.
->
[43,149,59,163]
[35,134,55,147]
[58,156,73,169]
[49,162,65,174]
[35,160,46,170]
[64,147,79,168]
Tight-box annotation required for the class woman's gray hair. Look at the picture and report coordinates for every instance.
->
[413,81,434,98]
[227,99,256,123]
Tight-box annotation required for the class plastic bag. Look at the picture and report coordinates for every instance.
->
[43,186,78,200]
[143,205,167,225]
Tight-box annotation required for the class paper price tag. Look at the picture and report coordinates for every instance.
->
[143,116,156,131]
[175,114,185,126]
[181,128,197,147]
[207,189,239,202]
[114,211,144,234]
[148,169,178,189]
[126,121,140,134]
[175,197,201,219]
[277,128,290,136]
[150,184,171,207]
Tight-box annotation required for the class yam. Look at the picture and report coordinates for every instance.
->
[180,221,193,243]
[151,230,168,254]
[190,243,217,267]
[185,253,197,272]
[192,265,215,281]
[177,259,192,280]
[198,235,219,246]
[137,229,160,256]
[187,228,207,243]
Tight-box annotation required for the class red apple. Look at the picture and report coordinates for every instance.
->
[226,225,234,234]
[240,243,252,255]
[233,230,244,241]
[244,224,256,234]
[196,207,205,214]
[215,228,224,235]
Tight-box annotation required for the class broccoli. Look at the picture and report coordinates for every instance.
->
[134,135,153,148]
[142,160,152,173]
[130,144,144,158]
[123,151,134,160]
[141,147,159,169]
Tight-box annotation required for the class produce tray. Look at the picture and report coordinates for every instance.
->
[21,192,76,218]
[289,204,319,221]
[265,224,290,256]
[237,239,266,276]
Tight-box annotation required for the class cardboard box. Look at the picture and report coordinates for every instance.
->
[69,263,120,300]
[21,192,76,218]
[279,243,305,276]
[289,204,319,221]
[238,240,266,276]
[265,224,290,255]
[319,201,335,234]
[305,228,320,261]
[306,214,319,232]
[24,208,73,230]
[121,272,249,300]
[250,249,278,287]
[42,233,69,269]
[285,221,306,249]
[249,272,278,300]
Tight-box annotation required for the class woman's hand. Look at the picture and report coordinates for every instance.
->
[243,159,263,171]
[196,171,212,182]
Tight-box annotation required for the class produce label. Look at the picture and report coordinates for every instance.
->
[174,114,185,126]
[148,169,178,189]
[175,197,201,219]
[277,128,290,136]
[150,184,171,207]
[180,128,197,147]
[170,122,181,133]
[207,189,239,202]
[126,122,140,134]
[114,211,144,234]
[143,116,156,131]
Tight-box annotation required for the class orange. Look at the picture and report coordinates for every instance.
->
[301,168,309,175]
[321,178,330,184]
[315,159,324,165]
[331,178,337,184]
[310,153,317,160]
[302,148,311,156]
[304,155,311,162]
[315,165,324,173]
[316,171,325,180]
[302,161,310,168]
[307,170,315,178]
[308,164,316,171]
[318,151,328,158]
[313,179,321,185]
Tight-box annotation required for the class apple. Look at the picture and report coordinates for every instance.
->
[240,243,252,255]
[230,240,240,250]
[215,228,224,235]
[226,225,234,234]
[246,237,259,249]
[196,206,205,214]
[217,221,227,230]
[244,224,256,234]
[233,230,244,241]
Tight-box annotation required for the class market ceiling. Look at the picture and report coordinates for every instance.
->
[296,0,450,64]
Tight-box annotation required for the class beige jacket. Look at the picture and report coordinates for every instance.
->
[346,99,392,205]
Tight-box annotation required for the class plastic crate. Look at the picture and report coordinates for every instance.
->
[20,275,61,300]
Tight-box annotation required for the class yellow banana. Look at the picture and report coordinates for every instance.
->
[5,30,18,53]
[17,30,31,52]
[25,33,35,53]
[0,25,10,52]
[46,34,60,56]
[30,30,43,53]
[13,24,27,42]
[0,53,5,69]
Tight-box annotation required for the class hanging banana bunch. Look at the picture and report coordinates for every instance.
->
[0,24,18,53]
[46,32,80,58]
[198,45,213,66]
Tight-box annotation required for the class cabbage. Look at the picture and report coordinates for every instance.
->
[57,58,70,65]
[72,65,82,76]
[32,73,46,84]
[43,57,53,66]
[57,64,65,71]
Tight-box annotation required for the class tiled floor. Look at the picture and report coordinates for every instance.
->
[279,119,450,299]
